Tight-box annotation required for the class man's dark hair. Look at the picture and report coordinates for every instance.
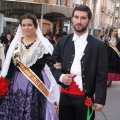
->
[72,5,92,19]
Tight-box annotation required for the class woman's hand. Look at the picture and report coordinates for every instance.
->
[54,62,61,69]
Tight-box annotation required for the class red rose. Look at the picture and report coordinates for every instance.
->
[0,77,9,96]
[85,97,92,107]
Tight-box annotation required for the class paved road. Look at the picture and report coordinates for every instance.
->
[95,81,120,120]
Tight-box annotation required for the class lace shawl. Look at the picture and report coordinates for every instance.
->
[17,37,49,68]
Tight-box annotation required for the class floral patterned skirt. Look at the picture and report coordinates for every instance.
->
[0,71,58,120]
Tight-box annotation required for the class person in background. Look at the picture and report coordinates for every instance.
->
[63,30,67,36]
[4,34,12,56]
[100,35,104,41]
[11,28,17,41]
[53,34,60,44]
[0,13,59,120]
[6,34,12,45]
[49,5,108,120]
[104,27,120,87]
[44,34,55,45]
[0,33,7,46]
[46,30,53,37]
[104,29,109,41]
[45,30,55,45]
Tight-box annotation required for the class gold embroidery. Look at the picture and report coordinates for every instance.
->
[14,59,59,114]
[109,44,120,57]
[23,49,30,57]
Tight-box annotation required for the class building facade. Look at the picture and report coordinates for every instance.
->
[115,0,120,27]
[0,0,119,36]
[0,0,74,35]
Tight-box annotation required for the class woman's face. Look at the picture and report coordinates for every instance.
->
[21,19,36,37]
[111,29,118,37]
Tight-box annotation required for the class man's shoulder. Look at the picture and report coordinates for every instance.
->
[58,33,73,44]
[60,33,73,40]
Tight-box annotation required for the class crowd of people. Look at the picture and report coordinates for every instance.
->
[0,4,120,120]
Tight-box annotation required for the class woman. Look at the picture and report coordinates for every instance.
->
[105,27,120,87]
[0,13,59,120]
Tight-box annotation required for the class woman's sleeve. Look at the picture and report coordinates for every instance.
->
[43,53,52,66]
[6,59,15,80]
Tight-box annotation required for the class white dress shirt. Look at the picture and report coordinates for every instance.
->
[60,30,88,91]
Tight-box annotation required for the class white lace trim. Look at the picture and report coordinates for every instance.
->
[19,37,49,67]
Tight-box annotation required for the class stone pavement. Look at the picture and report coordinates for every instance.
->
[95,81,120,120]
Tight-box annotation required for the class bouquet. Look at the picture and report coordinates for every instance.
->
[0,77,9,98]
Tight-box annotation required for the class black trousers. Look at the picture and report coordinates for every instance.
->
[59,92,95,120]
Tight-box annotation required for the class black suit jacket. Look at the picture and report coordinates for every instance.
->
[50,33,108,105]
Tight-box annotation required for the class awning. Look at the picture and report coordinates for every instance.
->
[0,1,73,18]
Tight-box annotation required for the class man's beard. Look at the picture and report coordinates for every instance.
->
[74,23,89,33]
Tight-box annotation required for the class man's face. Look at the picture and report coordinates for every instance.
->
[71,11,91,33]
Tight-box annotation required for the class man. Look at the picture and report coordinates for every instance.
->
[50,5,108,120]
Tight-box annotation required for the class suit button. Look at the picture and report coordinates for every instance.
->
[70,62,72,63]
[82,61,83,63]
[82,53,85,56]
[85,90,86,92]
[68,69,70,70]
[83,83,85,85]
[83,75,85,77]
[82,69,84,70]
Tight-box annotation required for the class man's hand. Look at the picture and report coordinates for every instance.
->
[54,62,61,69]
[94,103,104,111]
[62,74,74,85]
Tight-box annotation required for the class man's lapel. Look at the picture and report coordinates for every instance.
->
[67,34,75,54]
[81,35,92,59]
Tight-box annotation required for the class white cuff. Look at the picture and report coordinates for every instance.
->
[59,74,65,83]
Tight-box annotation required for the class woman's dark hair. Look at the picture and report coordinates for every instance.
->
[109,27,118,37]
[20,13,38,29]
[72,5,92,19]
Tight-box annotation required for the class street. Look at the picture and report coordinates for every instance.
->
[95,81,120,120]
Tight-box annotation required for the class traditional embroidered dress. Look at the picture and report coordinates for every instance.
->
[0,38,59,120]
[105,37,120,81]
